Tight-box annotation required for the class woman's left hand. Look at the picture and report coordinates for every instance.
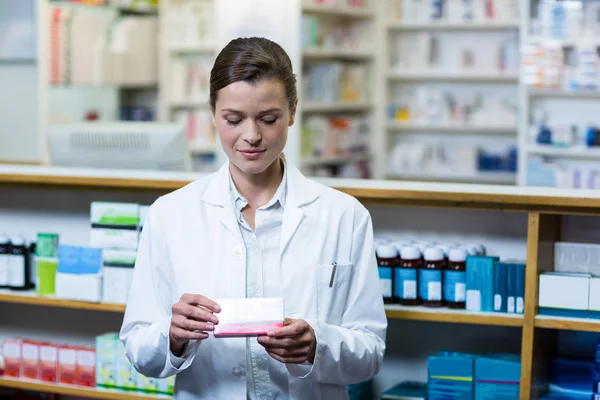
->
[257,318,316,364]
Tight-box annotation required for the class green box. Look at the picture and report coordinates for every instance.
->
[156,375,175,395]
[95,333,119,389]
[36,257,58,296]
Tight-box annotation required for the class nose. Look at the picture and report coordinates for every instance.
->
[241,120,261,145]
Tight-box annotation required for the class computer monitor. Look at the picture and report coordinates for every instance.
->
[47,122,192,172]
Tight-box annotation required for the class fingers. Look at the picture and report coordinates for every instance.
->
[181,293,221,313]
[268,319,305,337]
[171,314,215,332]
[265,346,312,358]
[257,335,311,350]
[172,302,219,324]
[170,327,209,342]
[266,351,309,365]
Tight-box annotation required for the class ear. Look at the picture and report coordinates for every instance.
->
[288,97,299,127]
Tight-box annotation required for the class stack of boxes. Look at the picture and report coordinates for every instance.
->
[539,242,600,320]
[427,352,521,400]
[90,202,148,305]
[96,333,174,396]
[55,245,103,302]
[2,339,96,386]
[466,256,525,314]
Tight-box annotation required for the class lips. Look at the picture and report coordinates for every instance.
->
[238,149,266,160]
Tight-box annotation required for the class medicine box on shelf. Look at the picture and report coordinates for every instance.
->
[539,272,591,318]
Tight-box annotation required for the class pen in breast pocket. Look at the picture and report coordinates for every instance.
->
[329,262,337,288]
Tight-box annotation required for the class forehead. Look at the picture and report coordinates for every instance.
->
[216,79,287,112]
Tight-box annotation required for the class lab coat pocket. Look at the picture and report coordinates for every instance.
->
[316,263,353,325]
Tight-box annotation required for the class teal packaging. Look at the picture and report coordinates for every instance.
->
[466,256,499,312]
[493,262,508,312]
[475,354,521,400]
[428,352,476,400]
[506,263,516,313]
[514,262,526,314]
[381,381,427,400]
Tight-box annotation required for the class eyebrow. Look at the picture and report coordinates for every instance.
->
[221,108,283,115]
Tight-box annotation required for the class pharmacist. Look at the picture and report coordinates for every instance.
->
[120,37,387,400]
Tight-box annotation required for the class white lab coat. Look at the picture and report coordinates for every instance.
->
[120,162,387,400]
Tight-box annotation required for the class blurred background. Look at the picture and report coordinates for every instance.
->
[1,0,600,187]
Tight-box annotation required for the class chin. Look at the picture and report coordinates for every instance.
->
[232,156,274,176]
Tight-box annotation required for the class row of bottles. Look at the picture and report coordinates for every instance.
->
[376,240,485,309]
[0,234,36,291]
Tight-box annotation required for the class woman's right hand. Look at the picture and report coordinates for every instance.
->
[169,294,221,357]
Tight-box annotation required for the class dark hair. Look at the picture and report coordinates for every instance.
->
[209,37,297,111]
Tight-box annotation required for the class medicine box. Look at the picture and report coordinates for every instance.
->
[39,343,58,382]
[555,242,600,275]
[214,298,285,337]
[589,278,600,316]
[58,346,77,384]
[55,245,103,303]
[428,352,476,400]
[96,333,119,389]
[474,354,521,400]
[539,272,591,318]
[117,338,138,390]
[90,202,139,249]
[21,340,40,380]
[466,256,498,312]
[75,347,96,387]
[137,373,158,393]
[2,339,22,377]
[156,375,176,396]
[102,249,136,304]
[493,262,507,312]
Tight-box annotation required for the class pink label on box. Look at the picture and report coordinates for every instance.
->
[214,321,284,337]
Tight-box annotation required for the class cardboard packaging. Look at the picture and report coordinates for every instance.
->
[39,343,58,382]
[213,298,285,338]
[2,339,23,377]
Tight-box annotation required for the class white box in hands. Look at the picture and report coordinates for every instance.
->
[213,298,285,338]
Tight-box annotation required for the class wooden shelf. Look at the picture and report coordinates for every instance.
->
[528,145,600,160]
[387,122,517,135]
[0,377,169,399]
[388,71,519,83]
[0,290,125,313]
[3,165,600,214]
[529,88,600,99]
[387,171,517,185]
[388,20,519,31]
[535,315,600,332]
[385,305,523,327]
[169,100,210,109]
[189,144,218,154]
[302,102,371,113]
[301,152,371,168]
[302,49,373,61]
[301,4,373,18]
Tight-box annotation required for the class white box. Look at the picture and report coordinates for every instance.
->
[55,272,102,302]
[102,249,136,304]
[539,272,590,310]
[589,277,600,311]
[90,202,139,249]
[214,298,284,338]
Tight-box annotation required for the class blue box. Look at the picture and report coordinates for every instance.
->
[475,354,521,400]
[550,359,594,393]
[493,262,507,312]
[58,245,102,275]
[466,256,499,312]
[428,352,476,400]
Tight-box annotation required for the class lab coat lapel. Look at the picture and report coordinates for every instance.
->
[201,162,243,243]
[280,164,319,256]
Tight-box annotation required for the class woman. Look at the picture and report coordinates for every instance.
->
[120,37,387,400]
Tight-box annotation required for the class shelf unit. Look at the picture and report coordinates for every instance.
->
[385,6,521,186]
[528,145,600,160]
[158,0,218,172]
[300,1,379,179]
[0,377,169,400]
[3,166,600,399]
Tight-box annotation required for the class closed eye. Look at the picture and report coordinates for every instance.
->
[226,119,242,126]
[262,118,277,125]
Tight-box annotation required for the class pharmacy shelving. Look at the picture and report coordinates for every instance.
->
[535,315,600,333]
[385,6,521,186]
[301,3,373,19]
[302,49,373,61]
[300,1,378,178]
[388,71,519,83]
[385,305,523,327]
[302,102,372,114]
[387,171,517,185]
[528,145,600,160]
[158,0,218,172]
[388,20,520,31]
[528,88,600,99]
[387,122,517,135]
[4,165,600,399]
[0,377,169,400]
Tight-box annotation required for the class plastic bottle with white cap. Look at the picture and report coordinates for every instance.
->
[0,234,10,288]
[420,247,445,307]
[376,244,398,304]
[396,246,421,306]
[444,248,468,309]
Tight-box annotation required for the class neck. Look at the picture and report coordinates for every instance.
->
[230,158,284,207]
